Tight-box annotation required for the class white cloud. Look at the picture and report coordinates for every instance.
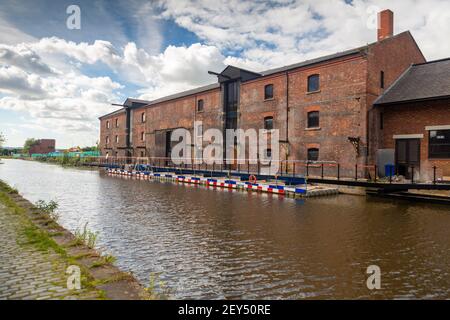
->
[157,0,450,67]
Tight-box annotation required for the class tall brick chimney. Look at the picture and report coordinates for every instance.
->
[377,9,394,41]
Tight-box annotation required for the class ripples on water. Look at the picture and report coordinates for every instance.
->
[1,159,449,299]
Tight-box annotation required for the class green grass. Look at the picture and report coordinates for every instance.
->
[22,225,67,256]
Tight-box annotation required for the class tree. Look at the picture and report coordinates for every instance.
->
[23,138,37,155]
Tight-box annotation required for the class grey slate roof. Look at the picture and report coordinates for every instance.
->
[145,83,220,107]
[375,58,450,105]
[261,46,368,76]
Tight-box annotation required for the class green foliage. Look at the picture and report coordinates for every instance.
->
[23,138,37,154]
[144,272,172,300]
[35,199,60,221]
[74,222,99,249]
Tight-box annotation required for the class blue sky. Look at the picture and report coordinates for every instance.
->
[1,0,450,148]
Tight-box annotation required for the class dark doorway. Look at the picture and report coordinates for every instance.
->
[395,139,420,179]
[165,131,172,164]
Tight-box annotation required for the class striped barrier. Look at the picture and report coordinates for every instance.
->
[105,169,332,198]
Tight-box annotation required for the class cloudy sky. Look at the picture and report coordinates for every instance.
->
[1,0,449,148]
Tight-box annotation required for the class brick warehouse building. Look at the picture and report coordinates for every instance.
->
[99,10,449,180]
[28,139,56,155]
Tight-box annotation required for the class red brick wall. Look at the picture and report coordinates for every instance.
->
[286,56,368,175]
[145,89,221,158]
[366,32,426,163]
[99,111,127,157]
[131,107,147,156]
[380,99,450,180]
[29,139,55,155]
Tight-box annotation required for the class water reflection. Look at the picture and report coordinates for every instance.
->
[1,159,449,299]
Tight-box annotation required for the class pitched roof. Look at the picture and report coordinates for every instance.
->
[145,83,220,106]
[375,58,450,105]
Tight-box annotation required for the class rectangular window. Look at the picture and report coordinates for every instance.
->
[141,132,145,141]
[106,121,110,129]
[197,99,204,112]
[429,130,450,158]
[264,84,273,100]
[115,135,119,143]
[307,111,320,128]
[106,136,109,144]
[307,74,320,92]
[307,148,319,161]
[264,117,273,130]
[115,118,119,128]
[141,112,146,123]
[380,71,385,89]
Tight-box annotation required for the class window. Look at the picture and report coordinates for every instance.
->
[141,112,146,123]
[197,99,204,112]
[264,84,273,100]
[115,118,119,128]
[266,148,272,158]
[307,74,320,92]
[141,132,145,141]
[307,148,319,161]
[106,136,109,144]
[380,71,385,89]
[429,130,450,158]
[115,135,119,143]
[106,121,110,129]
[264,116,274,130]
[140,150,145,157]
[307,111,320,128]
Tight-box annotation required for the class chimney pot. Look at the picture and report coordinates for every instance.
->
[378,9,394,41]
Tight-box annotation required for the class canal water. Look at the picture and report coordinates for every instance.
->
[1,159,449,299]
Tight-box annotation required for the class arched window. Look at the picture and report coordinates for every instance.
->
[264,84,274,100]
[141,132,145,141]
[197,99,204,112]
[106,121,110,129]
[307,111,320,128]
[115,118,119,128]
[307,74,320,92]
[106,136,109,144]
[307,148,319,161]
[115,135,119,143]
[264,116,274,130]
[141,112,146,123]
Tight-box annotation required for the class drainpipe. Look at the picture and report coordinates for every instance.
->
[285,71,290,160]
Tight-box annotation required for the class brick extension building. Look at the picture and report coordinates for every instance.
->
[28,139,56,155]
[99,10,449,180]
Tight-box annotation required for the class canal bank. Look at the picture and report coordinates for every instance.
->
[0,179,148,300]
